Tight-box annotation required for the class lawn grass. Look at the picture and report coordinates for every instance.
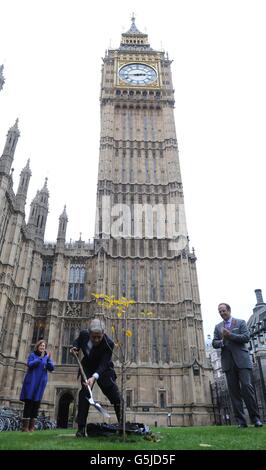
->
[0,425,265,450]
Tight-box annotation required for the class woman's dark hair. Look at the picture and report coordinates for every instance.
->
[218,303,231,312]
[34,339,46,353]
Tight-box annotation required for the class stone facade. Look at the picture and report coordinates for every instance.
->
[0,18,213,426]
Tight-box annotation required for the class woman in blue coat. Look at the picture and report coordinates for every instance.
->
[20,339,54,432]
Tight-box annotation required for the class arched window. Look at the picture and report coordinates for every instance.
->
[38,261,53,300]
[61,321,81,364]
[159,391,166,408]
[126,390,133,409]
[31,319,45,346]
[68,264,85,300]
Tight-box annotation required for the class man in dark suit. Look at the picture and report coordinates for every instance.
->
[212,303,263,428]
[70,318,122,437]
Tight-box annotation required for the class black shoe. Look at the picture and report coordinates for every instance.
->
[238,423,248,428]
[76,427,86,437]
[254,419,263,427]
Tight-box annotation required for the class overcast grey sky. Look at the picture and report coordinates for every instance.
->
[1,0,266,338]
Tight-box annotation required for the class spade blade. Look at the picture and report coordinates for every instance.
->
[94,402,110,418]
[85,396,110,418]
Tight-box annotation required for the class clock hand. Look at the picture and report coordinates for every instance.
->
[128,72,146,77]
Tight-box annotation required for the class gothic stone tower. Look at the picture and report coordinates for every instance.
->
[0,19,213,426]
[94,17,213,425]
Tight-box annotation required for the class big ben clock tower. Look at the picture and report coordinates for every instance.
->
[0,15,213,425]
[94,16,212,425]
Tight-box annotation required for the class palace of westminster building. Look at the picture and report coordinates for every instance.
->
[0,18,213,426]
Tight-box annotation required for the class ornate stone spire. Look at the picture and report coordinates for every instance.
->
[41,177,49,195]
[0,119,20,175]
[125,14,141,34]
[61,205,68,219]
[56,205,68,250]
[0,65,5,91]
[255,289,264,305]
[58,206,68,235]
[120,14,151,50]
[27,178,49,242]
[15,159,32,212]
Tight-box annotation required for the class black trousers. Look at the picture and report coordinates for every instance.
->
[76,376,122,427]
[23,400,40,419]
[225,363,260,424]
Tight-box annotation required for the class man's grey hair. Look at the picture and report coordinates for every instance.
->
[89,318,105,333]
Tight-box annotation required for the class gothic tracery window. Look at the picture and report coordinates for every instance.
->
[68,264,85,301]
[31,319,45,345]
[61,321,81,364]
[38,261,53,300]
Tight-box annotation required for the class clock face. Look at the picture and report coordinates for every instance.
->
[119,63,157,85]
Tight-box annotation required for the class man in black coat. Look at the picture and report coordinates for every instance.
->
[70,318,122,437]
[212,302,263,428]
